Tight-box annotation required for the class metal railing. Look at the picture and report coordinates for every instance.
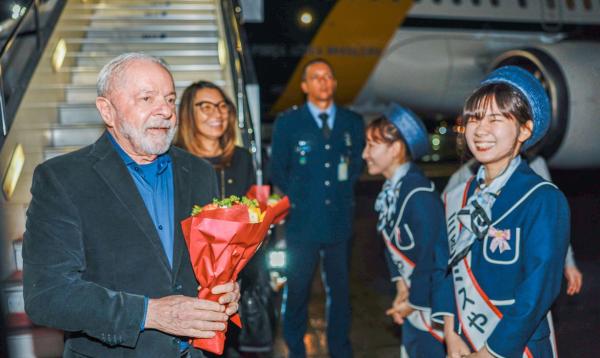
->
[0,0,66,149]
[220,0,263,184]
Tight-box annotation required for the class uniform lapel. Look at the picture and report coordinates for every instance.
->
[301,105,322,134]
[170,148,193,281]
[491,160,533,223]
[91,132,173,278]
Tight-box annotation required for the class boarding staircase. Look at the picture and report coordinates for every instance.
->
[36,0,230,161]
[3,0,260,356]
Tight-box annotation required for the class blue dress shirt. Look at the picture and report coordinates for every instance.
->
[307,101,336,130]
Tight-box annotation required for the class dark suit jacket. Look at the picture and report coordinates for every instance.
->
[270,104,365,243]
[23,132,218,357]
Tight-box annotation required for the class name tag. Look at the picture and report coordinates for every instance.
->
[338,156,348,181]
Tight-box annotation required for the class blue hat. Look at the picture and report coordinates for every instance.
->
[385,103,430,160]
[480,66,551,152]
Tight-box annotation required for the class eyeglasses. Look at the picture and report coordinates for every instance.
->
[194,100,230,115]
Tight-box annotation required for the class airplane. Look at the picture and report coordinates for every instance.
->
[243,0,600,169]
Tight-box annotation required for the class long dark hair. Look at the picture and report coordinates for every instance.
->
[175,81,237,167]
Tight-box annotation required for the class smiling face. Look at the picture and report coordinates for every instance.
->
[192,87,231,141]
[465,96,532,179]
[96,59,177,162]
[362,129,407,179]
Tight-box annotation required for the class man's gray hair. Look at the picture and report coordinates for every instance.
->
[96,52,171,97]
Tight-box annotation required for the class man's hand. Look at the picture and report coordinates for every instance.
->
[212,281,241,316]
[145,295,228,338]
[564,265,583,296]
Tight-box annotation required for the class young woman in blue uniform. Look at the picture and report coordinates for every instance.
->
[432,66,570,358]
[363,104,445,357]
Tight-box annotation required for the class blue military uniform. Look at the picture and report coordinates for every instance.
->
[270,103,364,358]
[376,162,446,358]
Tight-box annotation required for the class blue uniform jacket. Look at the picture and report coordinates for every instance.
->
[432,159,570,358]
[270,104,365,243]
[379,163,445,310]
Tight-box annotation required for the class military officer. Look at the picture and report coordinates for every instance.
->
[270,58,365,358]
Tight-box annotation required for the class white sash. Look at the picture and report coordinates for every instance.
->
[382,229,444,341]
[445,182,532,358]
[382,229,415,287]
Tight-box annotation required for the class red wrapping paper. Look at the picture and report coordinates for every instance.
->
[181,197,290,354]
[246,185,290,224]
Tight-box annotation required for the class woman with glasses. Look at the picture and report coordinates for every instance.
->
[176,80,255,198]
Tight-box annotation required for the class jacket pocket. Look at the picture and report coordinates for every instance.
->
[483,227,520,265]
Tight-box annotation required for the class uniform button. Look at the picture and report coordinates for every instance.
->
[158,225,163,230]
[325,199,331,205]
[325,144,331,150]
[227,178,233,184]
[324,162,330,168]
[324,180,330,186]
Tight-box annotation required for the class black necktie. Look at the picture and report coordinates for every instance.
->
[318,112,330,139]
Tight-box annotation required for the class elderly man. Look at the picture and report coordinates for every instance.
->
[23,53,239,357]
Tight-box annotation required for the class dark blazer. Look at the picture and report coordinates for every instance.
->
[204,146,256,198]
[23,132,218,357]
[270,104,365,243]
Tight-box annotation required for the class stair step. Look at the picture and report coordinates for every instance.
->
[59,18,216,26]
[60,14,217,21]
[73,42,217,52]
[58,25,218,32]
[64,37,218,44]
[58,104,102,125]
[66,4,215,11]
[50,125,104,147]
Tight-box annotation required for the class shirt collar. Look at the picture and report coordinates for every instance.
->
[107,132,171,174]
[389,162,411,187]
[307,101,336,121]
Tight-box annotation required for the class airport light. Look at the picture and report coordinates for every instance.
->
[2,144,25,201]
[299,11,313,26]
[51,39,67,72]
[268,250,286,269]
[11,3,25,20]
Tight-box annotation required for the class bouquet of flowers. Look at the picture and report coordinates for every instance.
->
[246,185,290,224]
[181,194,290,354]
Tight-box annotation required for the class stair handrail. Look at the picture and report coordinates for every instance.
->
[220,0,263,184]
[0,0,40,137]
[0,0,66,153]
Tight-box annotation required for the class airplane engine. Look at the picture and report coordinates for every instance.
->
[491,42,600,169]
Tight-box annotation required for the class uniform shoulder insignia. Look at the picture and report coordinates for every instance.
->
[277,105,300,118]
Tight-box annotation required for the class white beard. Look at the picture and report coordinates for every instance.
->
[117,117,177,156]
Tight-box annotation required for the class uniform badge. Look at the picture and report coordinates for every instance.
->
[296,140,312,165]
[489,227,511,253]
[344,132,352,147]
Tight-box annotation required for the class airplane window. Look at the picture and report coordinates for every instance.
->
[490,0,499,6]
[583,0,592,10]
[453,0,462,4]
[519,0,527,7]
[433,0,442,4]
[566,0,575,9]
[472,0,481,5]
[545,0,556,9]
